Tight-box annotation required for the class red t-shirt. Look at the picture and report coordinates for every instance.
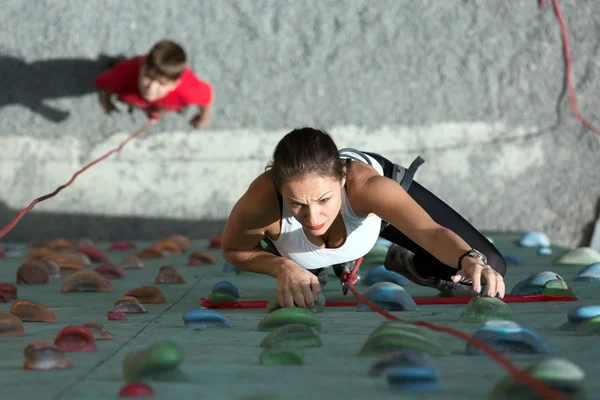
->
[94,56,212,112]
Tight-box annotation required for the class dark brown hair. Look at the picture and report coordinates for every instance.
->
[144,39,187,80]
[266,127,346,189]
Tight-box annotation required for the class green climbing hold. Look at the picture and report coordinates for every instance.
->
[257,308,322,332]
[260,324,322,349]
[575,315,600,336]
[541,279,576,297]
[266,294,325,314]
[208,291,239,304]
[486,236,495,244]
[358,321,450,357]
[458,297,512,323]
[489,357,587,399]
[554,247,600,265]
[363,244,390,265]
[123,341,186,382]
[259,348,304,365]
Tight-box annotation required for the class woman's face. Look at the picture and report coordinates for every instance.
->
[280,173,345,237]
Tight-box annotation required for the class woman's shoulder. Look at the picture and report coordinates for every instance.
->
[234,172,281,224]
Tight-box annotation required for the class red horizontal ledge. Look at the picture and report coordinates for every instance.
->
[199,294,577,309]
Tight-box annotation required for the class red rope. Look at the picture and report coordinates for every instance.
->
[341,258,566,399]
[0,119,155,239]
[542,0,600,135]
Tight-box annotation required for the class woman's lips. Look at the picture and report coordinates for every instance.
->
[308,222,326,231]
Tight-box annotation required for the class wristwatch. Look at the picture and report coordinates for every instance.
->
[457,249,487,269]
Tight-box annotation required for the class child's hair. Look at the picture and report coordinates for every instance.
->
[144,39,187,80]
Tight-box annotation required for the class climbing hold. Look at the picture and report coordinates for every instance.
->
[208,291,238,304]
[16,261,49,284]
[123,341,186,382]
[54,325,97,352]
[94,263,127,279]
[541,279,576,297]
[361,265,411,287]
[60,270,114,293]
[109,241,137,252]
[40,253,87,274]
[259,348,304,365]
[114,296,148,313]
[0,312,25,336]
[574,262,600,282]
[358,320,450,357]
[266,294,326,314]
[259,324,322,349]
[155,265,186,284]
[554,247,600,265]
[465,320,551,355]
[501,253,522,265]
[43,260,61,278]
[150,239,184,255]
[363,243,390,265]
[78,245,110,263]
[107,311,127,320]
[121,256,145,269]
[118,382,155,398]
[356,282,418,312]
[23,340,73,370]
[488,357,586,399]
[10,299,57,322]
[208,236,221,249]
[82,322,114,340]
[518,232,551,248]
[386,365,440,392]
[560,305,600,331]
[134,247,167,260]
[486,236,495,244]
[223,262,237,273]
[510,271,566,295]
[0,283,17,299]
[188,250,217,265]
[575,315,600,336]
[538,247,553,256]
[167,234,192,252]
[211,281,240,298]
[123,285,166,303]
[368,349,435,377]
[182,309,232,329]
[457,297,512,323]
[258,308,322,332]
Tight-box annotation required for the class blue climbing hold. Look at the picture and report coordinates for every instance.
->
[465,320,551,355]
[210,281,240,298]
[182,309,232,329]
[386,366,440,392]
[560,305,600,331]
[362,265,411,287]
[573,263,600,282]
[501,253,523,265]
[369,350,435,377]
[538,247,553,256]
[510,271,565,295]
[223,262,236,273]
[357,282,418,312]
[519,232,551,248]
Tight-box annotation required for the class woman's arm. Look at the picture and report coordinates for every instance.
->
[221,174,290,279]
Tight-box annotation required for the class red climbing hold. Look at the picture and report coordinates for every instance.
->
[0,283,18,300]
[208,236,222,249]
[109,241,137,252]
[118,382,155,397]
[54,326,97,352]
[78,246,110,263]
[107,311,127,320]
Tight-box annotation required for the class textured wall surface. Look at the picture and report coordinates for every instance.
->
[0,0,599,247]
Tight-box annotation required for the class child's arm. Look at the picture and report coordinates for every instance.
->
[191,103,211,128]
[98,90,119,114]
[94,57,139,114]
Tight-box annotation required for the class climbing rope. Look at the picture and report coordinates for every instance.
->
[0,119,155,239]
[340,258,567,400]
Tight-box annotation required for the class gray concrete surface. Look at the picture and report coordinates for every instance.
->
[1,0,600,247]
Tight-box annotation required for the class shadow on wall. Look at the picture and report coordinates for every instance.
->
[578,197,600,247]
[0,201,225,243]
[0,53,127,122]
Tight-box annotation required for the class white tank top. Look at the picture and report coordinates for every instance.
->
[267,150,384,270]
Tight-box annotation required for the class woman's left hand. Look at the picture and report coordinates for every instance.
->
[451,257,505,298]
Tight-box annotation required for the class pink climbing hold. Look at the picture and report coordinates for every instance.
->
[109,241,137,252]
[107,311,127,320]
[119,382,155,397]
[186,258,203,266]
[78,246,110,263]
[208,236,221,249]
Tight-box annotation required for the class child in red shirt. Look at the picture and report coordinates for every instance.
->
[95,39,212,127]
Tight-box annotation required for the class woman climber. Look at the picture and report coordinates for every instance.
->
[221,127,506,309]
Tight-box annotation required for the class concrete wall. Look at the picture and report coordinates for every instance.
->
[1,0,599,247]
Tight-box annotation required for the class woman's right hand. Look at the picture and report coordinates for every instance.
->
[275,261,321,309]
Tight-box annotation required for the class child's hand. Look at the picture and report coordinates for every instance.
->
[99,91,119,114]
[190,111,209,128]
